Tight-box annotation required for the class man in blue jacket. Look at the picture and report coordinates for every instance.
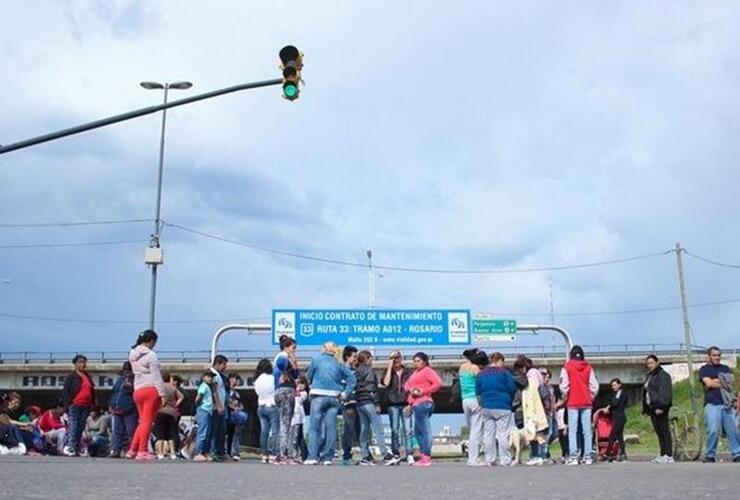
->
[476,352,516,466]
[305,342,356,465]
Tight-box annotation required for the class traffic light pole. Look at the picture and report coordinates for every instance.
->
[0,78,283,156]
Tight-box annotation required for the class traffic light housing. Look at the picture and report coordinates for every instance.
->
[279,45,303,101]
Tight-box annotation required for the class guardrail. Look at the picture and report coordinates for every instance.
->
[0,343,719,365]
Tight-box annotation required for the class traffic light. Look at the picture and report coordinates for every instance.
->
[279,45,303,101]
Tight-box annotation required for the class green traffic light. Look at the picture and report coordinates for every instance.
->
[283,83,299,100]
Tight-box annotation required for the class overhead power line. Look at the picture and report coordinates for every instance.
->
[163,221,674,274]
[0,239,147,249]
[0,312,269,325]
[0,218,153,228]
[684,250,740,269]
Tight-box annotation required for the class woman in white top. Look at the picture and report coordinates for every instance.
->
[254,358,279,463]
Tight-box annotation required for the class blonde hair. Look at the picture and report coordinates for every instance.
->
[321,341,342,360]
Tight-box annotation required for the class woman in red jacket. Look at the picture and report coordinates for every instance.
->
[404,352,442,467]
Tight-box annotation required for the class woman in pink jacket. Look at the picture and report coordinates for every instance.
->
[127,330,165,460]
[404,352,443,467]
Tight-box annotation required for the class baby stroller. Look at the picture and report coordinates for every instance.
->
[593,408,619,460]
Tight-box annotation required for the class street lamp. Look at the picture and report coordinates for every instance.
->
[141,80,193,330]
[366,250,383,308]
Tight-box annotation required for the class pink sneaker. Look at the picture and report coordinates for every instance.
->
[414,455,432,467]
[125,450,136,460]
[135,452,156,461]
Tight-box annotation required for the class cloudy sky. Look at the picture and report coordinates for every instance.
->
[1,0,739,355]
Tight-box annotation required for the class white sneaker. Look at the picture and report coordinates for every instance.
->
[565,457,579,466]
[406,455,415,465]
[650,455,666,464]
[322,460,333,466]
[63,446,76,457]
[303,459,318,465]
[663,455,675,464]
[583,457,593,465]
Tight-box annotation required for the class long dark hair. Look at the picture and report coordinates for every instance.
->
[413,352,429,367]
[118,361,132,376]
[279,335,297,351]
[132,329,158,349]
[255,358,273,378]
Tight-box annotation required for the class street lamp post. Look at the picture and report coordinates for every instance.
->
[141,81,192,330]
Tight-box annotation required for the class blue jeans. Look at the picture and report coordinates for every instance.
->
[111,411,138,454]
[704,404,740,459]
[412,402,434,457]
[387,405,413,456]
[308,396,341,462]
[357,402,387,458]
[567,408,593,459]
[195,408,213,455]
[66,405,90,453]
[258,405,280,456]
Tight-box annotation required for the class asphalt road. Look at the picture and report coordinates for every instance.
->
[1,457,739,500]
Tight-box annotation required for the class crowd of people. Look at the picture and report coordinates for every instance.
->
[1,330,739,467]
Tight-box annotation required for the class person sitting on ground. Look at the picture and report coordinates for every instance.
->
[83,407,110,457]
[37,399,67,455]
[0,392,27,455]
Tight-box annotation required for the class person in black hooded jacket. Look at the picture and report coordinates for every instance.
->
[642,354,674,463]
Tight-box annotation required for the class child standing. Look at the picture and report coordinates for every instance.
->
[290,376,309,462]
[193,371,218,462]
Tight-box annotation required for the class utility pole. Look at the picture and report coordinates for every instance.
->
[675,242,697,412]
[367,249,375,308]
[141,81,193,330]
[549,276,556,347]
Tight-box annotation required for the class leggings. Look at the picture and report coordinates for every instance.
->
[650,411,672,457]
[606,414,626,457]
[129,387,160,455]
